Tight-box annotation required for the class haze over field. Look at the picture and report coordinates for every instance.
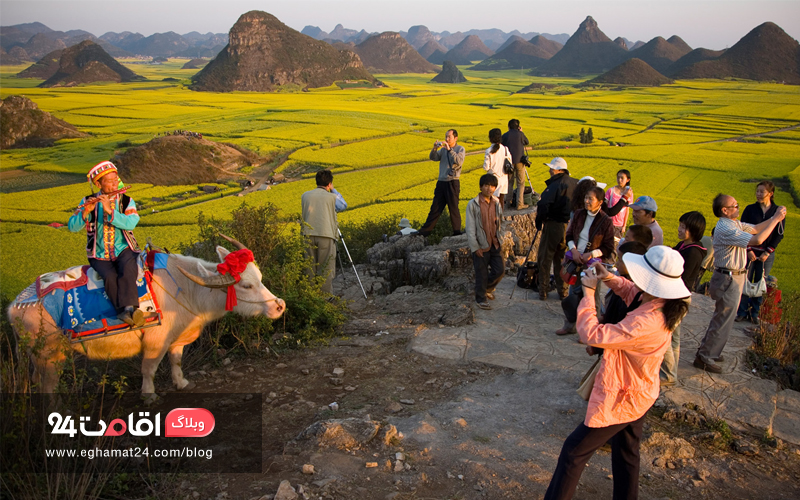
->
[2,0,800,51]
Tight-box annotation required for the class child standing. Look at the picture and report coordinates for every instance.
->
[605,169,634,238]
[466,174,505,310]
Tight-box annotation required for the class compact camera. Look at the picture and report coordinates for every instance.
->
[435,141,444,147]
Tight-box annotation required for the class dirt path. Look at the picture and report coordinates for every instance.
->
[702,122,800,143]
[168,283,800,500]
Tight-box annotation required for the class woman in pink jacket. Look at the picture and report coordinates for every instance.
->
[544,245,690,500]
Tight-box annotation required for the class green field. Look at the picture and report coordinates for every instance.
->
[1,61,799,296]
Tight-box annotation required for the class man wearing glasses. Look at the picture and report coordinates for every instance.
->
[694,194,786,373]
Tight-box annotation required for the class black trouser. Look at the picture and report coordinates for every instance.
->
[472,245,504,303]
[537,220,568,294]
[89,248,140,312]
[544,414,645,500]
[419,179,461,236]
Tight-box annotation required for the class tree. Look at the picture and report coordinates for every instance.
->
[579,128,586,144]
[587,128,594,143]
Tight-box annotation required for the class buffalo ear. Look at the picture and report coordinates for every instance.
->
[216,245,230,262]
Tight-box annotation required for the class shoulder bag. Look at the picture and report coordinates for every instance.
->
[577,355,601,401]
[502,146,514,175]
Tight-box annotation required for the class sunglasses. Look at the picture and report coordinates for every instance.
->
[725,204,739,209]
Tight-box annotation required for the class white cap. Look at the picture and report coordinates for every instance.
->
[544,157,568,170]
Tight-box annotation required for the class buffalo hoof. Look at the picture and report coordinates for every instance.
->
[142,393,160,406]
[179,380,196,391]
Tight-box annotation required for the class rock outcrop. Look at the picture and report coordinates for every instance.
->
[0,95,88,149]
[191,11,376,92]
[354,32,438,73]
[431,61,467,83]
[39,40,144,87]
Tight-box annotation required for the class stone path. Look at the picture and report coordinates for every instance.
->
[410,276,800,445]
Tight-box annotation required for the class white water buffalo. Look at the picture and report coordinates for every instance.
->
[8,235,285,398]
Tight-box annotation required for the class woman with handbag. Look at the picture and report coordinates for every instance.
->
[544,246,691,500]
[736,180,785,323]
[482,128,512,208]
[556,186,616,335]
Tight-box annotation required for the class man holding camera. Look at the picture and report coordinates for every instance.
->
[694,193,785,373]
[417,129,466,237]
[501,119,530,210]
[301,170,348,295]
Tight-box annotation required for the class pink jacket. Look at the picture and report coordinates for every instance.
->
[578,275,671,428]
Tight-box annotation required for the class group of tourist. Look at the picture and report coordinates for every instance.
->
[67,122,788,500]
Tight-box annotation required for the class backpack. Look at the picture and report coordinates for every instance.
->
[516,261,539,291]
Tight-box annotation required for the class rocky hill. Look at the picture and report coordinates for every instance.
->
[529,35,563,57]
[665,47,726,76]
[181,58,209,70]
[470,39,554,70]
[496,35,527,53]
[672,22,800,84]
[579,58,674,86]
[442,35,493,65]
[0,95,88,148]
[418,40,448,60]
[39,40,144,87]
[533,16,628,75]
[628,36,692,73]
[191,11,376,92]
[17,48,62,79]
[614,37,629,50]
[431,61,467,83]
[354,32,438,73]
[667,35,693,54]
[403,26,438,50]
[0,47,23,65]
[113,134,264,185]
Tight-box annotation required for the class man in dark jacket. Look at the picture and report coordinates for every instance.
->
[535,157,579,300]
[501,119,530,210]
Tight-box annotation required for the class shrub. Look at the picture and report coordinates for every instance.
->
[338,213,404,264]
[747,291,800,391]
[181,203,347,352]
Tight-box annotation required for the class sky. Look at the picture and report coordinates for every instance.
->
[2,0,799,50]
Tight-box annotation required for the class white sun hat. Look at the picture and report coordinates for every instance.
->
[399,218,412,228]
[579,175,607,190]
[622,245,691,299]
[544,157,568,170]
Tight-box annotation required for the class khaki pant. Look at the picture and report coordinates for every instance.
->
[306,235,336,294]
[697,271,745,363]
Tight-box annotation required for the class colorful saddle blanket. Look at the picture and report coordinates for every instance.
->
[14,252,170,338]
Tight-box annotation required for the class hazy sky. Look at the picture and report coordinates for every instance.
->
[3,0,799,50]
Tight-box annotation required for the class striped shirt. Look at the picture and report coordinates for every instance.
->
[713,218,755,271]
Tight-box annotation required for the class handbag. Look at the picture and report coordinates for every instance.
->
[502,146,514,175]
[577,355,601,401]
[559,259,579,286]
[743,260,767,298]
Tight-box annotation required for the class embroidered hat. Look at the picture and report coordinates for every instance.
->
[622,245,690,299]
[579,175,607,190]
[544,157,568,170]
[87,161,119,186]
[399,218,412,228]
[629,195,658,212]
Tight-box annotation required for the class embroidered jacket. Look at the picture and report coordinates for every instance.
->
[68,193,140,260]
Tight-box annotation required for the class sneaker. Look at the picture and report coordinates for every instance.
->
[476,301,492,310]
[693,356,723,374]
[486,291,495,301]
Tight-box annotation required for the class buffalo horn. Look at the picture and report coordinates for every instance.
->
[177,266,237,289]
[218,233,247,251]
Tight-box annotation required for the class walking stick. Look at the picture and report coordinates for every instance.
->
[510,227,540,299]
[337,228,368,299]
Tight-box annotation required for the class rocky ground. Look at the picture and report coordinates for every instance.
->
[168,280,800,500]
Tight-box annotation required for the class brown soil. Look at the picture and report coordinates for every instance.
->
[163,290,800,500]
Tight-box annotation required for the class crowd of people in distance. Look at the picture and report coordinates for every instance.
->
[155,130,203,139]
[378,119,788,500]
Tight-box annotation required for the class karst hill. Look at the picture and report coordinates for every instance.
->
[354,32,439,73]
[580,58,674,87]
[672,22,800,84]
[431,61,467,83]
[0,95,88,149]
[442,35,494,65]
[471,36,563,71]
[628,36,692,74]
[113,134,264,185]
[532,16,628,75]
[38,40,144,87]
[17,48,62,79]
[190,11,376,92]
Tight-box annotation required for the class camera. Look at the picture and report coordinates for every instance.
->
[435,141,443,147]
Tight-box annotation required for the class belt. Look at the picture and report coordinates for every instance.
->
[715,267,746,276]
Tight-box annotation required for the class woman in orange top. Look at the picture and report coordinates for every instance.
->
[544,245,690,500]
